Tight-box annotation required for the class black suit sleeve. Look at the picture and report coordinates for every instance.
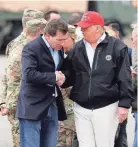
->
[22,45,56,85]
[61,49,76,88]
[115,42,134,108]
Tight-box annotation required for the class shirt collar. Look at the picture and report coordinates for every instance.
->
[97,32,106,44]
[83,32,106,46]
[42,35,51,49]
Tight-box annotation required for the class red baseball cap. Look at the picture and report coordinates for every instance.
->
[76,11,104,28]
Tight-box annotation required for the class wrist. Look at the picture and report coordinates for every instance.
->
[55,72,59,82]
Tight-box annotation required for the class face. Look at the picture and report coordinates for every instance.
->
[37,27,45,36]
[132,29,138,49]
[49,13,61,21]
[61,36,74,52]
[104,26,119,38]
[45,31,69,50]
[81,25,102,43]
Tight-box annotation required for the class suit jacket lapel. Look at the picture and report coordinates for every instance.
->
[93,36,108,70]
[78,41,91,73]
[57,49,64,70]
[38,35,64,70]
[38,35,54,63]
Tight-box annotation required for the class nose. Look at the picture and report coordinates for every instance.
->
[60,41,65,46]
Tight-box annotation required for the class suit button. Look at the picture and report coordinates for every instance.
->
[52,94,55,97]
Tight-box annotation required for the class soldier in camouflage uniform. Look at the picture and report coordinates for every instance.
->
[0,9,46,147]
[0,9,44,106]
[57,25,77,147]
[6,8,44,57]
[0,9,45,106]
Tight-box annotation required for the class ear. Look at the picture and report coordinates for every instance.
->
[45,33,50,40]
[116,31,120,37]
[96,25,101,32]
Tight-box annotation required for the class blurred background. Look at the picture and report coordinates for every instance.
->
[0,0,137,54]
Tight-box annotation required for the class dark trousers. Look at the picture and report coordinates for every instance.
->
[19,103,58,147]
[114,119,128,147]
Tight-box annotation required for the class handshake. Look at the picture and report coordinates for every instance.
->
[55,71,66,86]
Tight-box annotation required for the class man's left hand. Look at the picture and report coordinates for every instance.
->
[56,71,65,86]
[118,107,129,123]
[0,104,8,116]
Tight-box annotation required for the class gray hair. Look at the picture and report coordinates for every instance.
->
[44,19,68,36]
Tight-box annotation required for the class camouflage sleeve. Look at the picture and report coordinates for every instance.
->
[0,34,23,106]
[0,71,8,104]
[0,44,11,104]
[61,87,71,100]
[5,40,14,57]
[61,87,74,114]
[6,50,22,109]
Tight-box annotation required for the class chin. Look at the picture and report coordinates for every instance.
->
[56,48,61,50]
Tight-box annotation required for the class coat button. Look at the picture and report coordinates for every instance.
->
[52,94,55,97]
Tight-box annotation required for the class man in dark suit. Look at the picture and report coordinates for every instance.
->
[16,19,68,147]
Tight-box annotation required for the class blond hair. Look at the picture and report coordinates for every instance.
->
[68,25,76,42]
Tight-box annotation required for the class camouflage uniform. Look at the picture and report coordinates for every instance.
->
[57,25,77,147]
[6,34,28,147]
[0,32,27,106]
[57,88,76,147]
[0,9,45,147]
[6,32,27,57]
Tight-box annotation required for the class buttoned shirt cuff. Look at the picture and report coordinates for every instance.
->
[55,72,58,82]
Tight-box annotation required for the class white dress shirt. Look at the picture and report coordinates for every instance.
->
[83,33,106,69]
[42,35,60,97]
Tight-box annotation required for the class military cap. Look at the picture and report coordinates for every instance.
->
[68,25,76,40]
[26,18,47,29]
[22,8,45,25]
[23,8,44,19]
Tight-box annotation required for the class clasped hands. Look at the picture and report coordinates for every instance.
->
[55,71,66,86]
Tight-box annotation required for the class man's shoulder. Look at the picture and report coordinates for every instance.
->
[25,36,41,48]
[66,40,84,58]
[108,36,127,52]
[7,33,25,46]
[23,36,42,54]
[71,40,83,53]
[10,39,28,60]
[74,39,83,48]
[6,33,26,56]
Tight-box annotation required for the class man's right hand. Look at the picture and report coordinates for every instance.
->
[55,71,65,86]
[0,104,8,116]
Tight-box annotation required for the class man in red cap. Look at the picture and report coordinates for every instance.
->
[62,11,134,147]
